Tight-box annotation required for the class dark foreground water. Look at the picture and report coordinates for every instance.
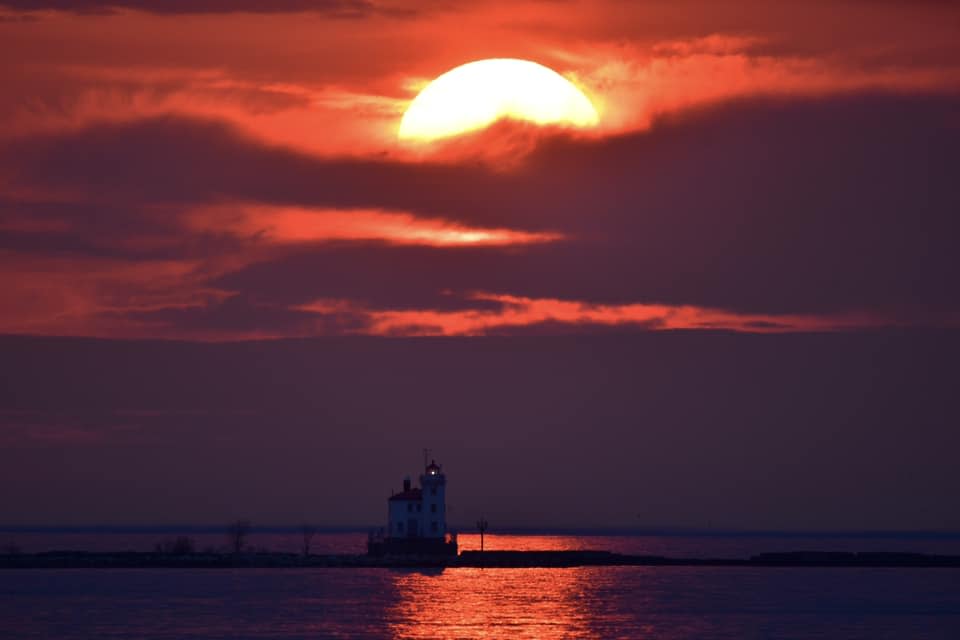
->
[2,532,959,638]
[1,566,959,639]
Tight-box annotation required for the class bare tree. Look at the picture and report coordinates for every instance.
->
[227,519,252,554]
[300,523,318,556]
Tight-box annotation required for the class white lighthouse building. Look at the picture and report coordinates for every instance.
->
[368,458,458,556]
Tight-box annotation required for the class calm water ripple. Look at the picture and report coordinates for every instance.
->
[1,566,958,639]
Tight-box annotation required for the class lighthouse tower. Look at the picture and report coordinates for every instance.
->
[420,460,447,538]
[369,457,458,556]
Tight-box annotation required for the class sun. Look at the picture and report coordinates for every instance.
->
[398,58,599,141]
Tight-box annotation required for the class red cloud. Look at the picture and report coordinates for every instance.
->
[297,293,907,336]
[188,204,564,247]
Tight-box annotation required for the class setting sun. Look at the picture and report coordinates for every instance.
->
[398,58,599,141]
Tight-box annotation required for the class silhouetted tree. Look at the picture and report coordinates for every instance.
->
[227,519,252,554]
[300,523,318,556]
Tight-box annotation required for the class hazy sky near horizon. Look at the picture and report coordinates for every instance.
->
[1,1,958,529]
[2,332,959,530]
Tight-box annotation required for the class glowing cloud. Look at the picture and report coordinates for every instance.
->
[189,204,564,247]
[297,293,901,336]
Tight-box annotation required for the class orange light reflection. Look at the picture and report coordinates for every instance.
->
[457,533,588,552]
[386,567,597,639]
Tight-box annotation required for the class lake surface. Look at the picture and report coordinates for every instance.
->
[1,566,958,639]
[2,531,959,638]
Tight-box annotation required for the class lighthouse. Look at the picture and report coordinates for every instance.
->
[368,458,458,556]
[420,460,446,537]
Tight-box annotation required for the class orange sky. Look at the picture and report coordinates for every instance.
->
[4,0,958,156]
[1,0,959,338]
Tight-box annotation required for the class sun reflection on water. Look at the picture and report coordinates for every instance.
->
[386,567,597,639]
[456,533,592,552]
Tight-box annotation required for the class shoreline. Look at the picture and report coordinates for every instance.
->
[3,550,959,569]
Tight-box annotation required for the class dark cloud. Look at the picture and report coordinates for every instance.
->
[3,93,959,326]
[211,244,531,311]
[122,292,372,336]
[3,116,491,214]
[0,0,408,18]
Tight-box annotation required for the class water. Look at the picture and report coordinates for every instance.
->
[1,567,958,638]
[2,531,959,638]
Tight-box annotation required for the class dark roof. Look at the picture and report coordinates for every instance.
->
[389,488,422,501]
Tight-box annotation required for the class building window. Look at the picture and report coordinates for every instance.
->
[397,522,404,532]
[407,503,412,513]
[431,522,438,532]
[431,504,437,513]
[416,504,422,512]
[431,488,437,496]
